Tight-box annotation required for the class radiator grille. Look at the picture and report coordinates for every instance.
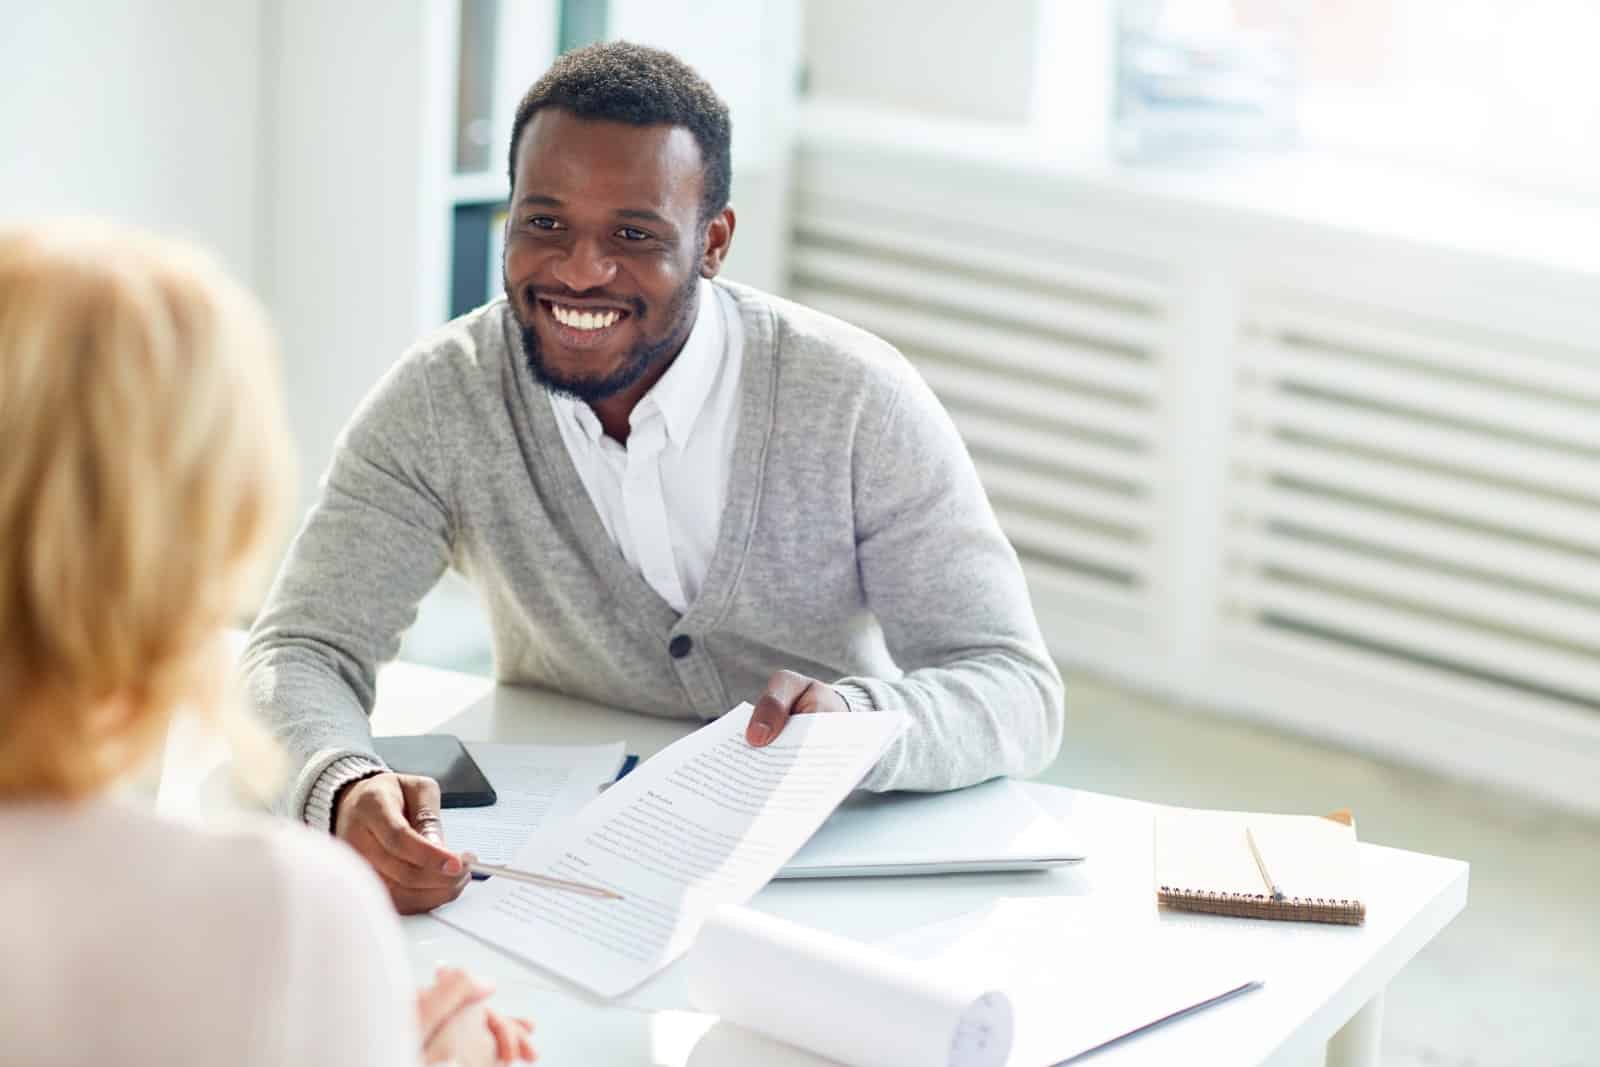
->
[787,195,1172,627]
[1227,300,1600,714]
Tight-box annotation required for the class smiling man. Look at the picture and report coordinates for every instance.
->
[243,42,1063,914]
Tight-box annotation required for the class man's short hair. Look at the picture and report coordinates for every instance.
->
[508,41,733,224]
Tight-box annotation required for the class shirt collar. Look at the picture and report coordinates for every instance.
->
[552,277,724,449]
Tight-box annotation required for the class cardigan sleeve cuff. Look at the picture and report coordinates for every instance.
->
[303,753,387,833]
[831,678,906,791]
[831,681,876,715]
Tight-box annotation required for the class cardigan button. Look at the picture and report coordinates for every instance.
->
[668,634,693,659]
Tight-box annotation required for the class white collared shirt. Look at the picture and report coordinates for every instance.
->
[547,279,743,613]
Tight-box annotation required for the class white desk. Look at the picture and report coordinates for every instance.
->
[163,657,1468,1067]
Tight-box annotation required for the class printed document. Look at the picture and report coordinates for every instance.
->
[437,703,904,997]
[441,741,626,866]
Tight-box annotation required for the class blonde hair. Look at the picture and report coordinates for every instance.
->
[0,222,293,800]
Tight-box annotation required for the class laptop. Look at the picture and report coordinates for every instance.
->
[776,776,1087,879]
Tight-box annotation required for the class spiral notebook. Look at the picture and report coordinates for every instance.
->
[1155,806,1366,925]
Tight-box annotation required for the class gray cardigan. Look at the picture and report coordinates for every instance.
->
[242,281,1064,828]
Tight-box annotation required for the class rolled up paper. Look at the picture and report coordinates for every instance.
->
[687,905,1012,1067]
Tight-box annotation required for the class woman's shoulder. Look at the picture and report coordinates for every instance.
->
[160,807,401,937]
[120,800,364,872]
[5,801,393,933]
[241,812,409,950]
[0,802,417,1064]
[217,807,388,893]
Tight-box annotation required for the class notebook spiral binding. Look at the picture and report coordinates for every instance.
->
[1157,887,1366,926]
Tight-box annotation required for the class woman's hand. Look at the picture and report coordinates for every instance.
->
[418,966,536,1065]
[483,1008,536,1063]
[418,967,494,1066]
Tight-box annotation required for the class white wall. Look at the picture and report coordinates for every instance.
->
[261,0,447,513]
[802,0,1038,124]
[0,2,264,284]
[0,2,449,515]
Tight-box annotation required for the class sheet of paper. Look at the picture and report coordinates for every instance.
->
[441,741,626,866]
[436,703,904,998]
[688,905,1011,1067]
[881,899,1261,1066]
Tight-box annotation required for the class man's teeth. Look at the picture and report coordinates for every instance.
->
[550,304,623,330]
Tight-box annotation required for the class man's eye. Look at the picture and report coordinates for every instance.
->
[617,227,650,241]
[526,216,560,230]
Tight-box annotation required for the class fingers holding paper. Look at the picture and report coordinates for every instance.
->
[746,669,849,747]
[334,771,471,913]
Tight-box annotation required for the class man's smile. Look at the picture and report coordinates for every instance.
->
[538,297,633,350]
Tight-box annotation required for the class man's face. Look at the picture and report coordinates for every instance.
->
[504,109,718,403]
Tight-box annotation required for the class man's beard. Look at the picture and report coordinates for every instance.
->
[515,275,698,404]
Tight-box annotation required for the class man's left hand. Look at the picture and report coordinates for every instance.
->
[746,669,849,746]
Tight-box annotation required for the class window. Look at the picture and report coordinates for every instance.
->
[1117,0,1600,197]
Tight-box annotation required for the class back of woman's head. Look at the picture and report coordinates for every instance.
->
[0,222,293,799]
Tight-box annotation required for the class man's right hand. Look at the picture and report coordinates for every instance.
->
[334,771,472,914]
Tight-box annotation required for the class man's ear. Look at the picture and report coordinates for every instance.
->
[699,206,736,278]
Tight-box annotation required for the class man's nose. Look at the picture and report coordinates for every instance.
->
[551,237,617,292]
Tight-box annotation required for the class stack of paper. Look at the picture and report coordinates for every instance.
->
[441,741,625,866]
[437,703,905,997]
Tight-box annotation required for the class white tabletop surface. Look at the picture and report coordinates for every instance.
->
[163,654,1468,1066]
